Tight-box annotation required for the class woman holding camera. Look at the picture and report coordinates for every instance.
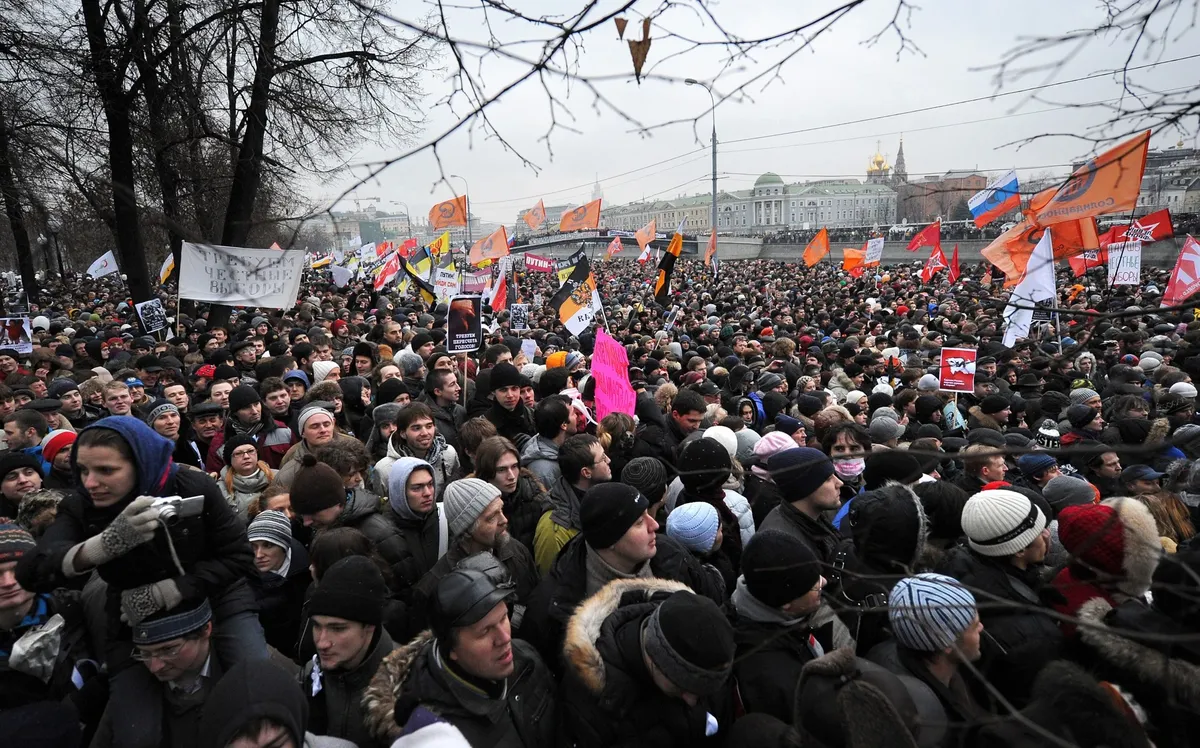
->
[17,415,264,747]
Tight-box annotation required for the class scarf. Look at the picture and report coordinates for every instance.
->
[230,418,266,438]
[585,543,653,596]
[400,433,446,468]
[731,576,806,625]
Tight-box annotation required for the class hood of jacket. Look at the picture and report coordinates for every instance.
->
[75,415,178,503]
[387,456,435,521]
[1077,597,1200,710]
[340,487,382,524]
[202,659,309,748]
[846,482,928,573]
[634,392,668,431]
[520,435,559,466]
[362,630,432,743]
[548,475,583,531]
[967,406,1004,432]
[563,577,691,695]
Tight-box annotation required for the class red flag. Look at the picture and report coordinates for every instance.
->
[606,236,623,258]
[948,244,960,284]
[906,220,941,253]
[1163,235,1200,308]
[399,238,418,258]
[637,244,652,264]
[375,241,394,258]
[373,253,401,291]
[920,244,949,283]
[1102,209,1174,246]
[1068,247,1108,277]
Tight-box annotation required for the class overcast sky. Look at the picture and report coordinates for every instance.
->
[307,0,1199,226]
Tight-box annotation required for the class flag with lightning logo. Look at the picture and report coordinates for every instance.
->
[550,254,602,335]
[1164,235,1200,309]
[653,221,685,305]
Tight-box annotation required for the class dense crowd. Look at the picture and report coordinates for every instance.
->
[0,250,1197,748]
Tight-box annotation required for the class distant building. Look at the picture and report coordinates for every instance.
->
[896,170,989,224]
[1135,140,1200,214]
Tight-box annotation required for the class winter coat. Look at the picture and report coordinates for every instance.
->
[347,489,439,601]
[731,579,852,723]
[560,578,735,748]
[361,631,557,748]
[374,435,460,502]
[665,480,756,548]
[248,536,312,660]
[17,419,256,663]
[0,590,96,712]
[521,532,725,673]
[759,498,842,565]
[272,434,360,489]
[1076,597,1200,747]
[420,394,466,453]
[520,435,562,492]
[867,640,989,748]
[498,469,553,554]
[301,629,398,748]
[936,545,1064,708]
[743,472,786,530]
[485,401,535,450]
[631,396,687,469]
[966,407,1005,432]
[217,463,274,519]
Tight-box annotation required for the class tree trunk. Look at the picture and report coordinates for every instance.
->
[0,110,40,304]
[207,0,279,330]
[80,0,153,304]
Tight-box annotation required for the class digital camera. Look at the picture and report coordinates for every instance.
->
[149,495,205,525]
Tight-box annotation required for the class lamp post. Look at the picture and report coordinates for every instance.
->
[47,217,65,277]
[685,78,718,236]
[450,174,471,245]
[395,201,411,237]
[36,233,51,273]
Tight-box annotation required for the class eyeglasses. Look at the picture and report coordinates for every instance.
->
[131,640,188,662]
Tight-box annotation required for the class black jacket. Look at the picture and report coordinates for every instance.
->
[732,606,835,723]
[421,394,466,453]
[302,628,397,748]
[559,578,734,748]
[485,401,535,450]
[758,499,841,565]
[936,545,1064,708]
[373,501,441,596]
[362,631,557,748]
[501,470,552,554]
[18,469,256,661]
[411,536,539,639]
[631,412,687,469]
[521,532,725,673]
[247,536,312,660]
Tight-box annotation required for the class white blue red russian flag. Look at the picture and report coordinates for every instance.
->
[968,170,1021,229]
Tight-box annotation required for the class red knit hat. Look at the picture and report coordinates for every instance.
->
[42,430,77,464]
[1058,504,1125,575]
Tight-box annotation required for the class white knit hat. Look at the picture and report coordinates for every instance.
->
[443,478,502,537]
[311,360,340,383]
[961,489,1047,557]
[701,427,738,459]
[666,503,720,553]
[917,374,940,392]
[1169,381,1198,398]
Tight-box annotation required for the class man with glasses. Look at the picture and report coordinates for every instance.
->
[534,434,610,574]
[92,598,221,748]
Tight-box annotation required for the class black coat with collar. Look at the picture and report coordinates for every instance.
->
[758,499,841,565]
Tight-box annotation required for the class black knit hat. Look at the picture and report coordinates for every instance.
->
[980,394,1010,415]
[742,530,821,608]
[377,378,410,404]
[862,451,923,491]
[222,434,258,466]
[677,438,732,492]
[227,385,260,414]
[1066,404,1099,429]
[580,482,648,549]
[489,362,522,392]
[643,591,735,696]
[308,556,386,626]
[289,454,347,516]
[352,341,376,362]
[621,457,670,503]
[0,451,42,482]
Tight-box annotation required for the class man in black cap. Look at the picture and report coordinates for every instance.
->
[361,568,558,747]
[203,385,296,473]
[561,584,736,747]
[187,401,226,465]
[301,556,397,748]
[523,482,724,672]
[484,362,535,449]
[48,378,92,428]
[968,394,1011,432]
[91,598,223,748]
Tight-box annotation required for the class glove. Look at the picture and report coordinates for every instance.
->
[72,497,160,571]
[120,579,183,626]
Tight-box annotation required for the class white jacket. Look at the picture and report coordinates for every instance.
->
[373,436,459,501]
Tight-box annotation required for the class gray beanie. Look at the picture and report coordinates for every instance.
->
[1068,388,1100,406]
[397,350,424,376]
[443,478,502,537]
[1042,476,1096,516]
[917,374,940,392]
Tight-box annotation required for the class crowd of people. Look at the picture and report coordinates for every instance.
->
[0,247,1197,748]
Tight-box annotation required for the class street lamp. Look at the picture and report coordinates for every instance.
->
[394,201,411,237]
[47,217,65,277]
[450,174,471,245]
[685,78,718,237]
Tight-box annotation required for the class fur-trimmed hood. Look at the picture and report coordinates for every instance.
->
[1077,597,1200,710]
[966,406,1004,431]
[1100,497,1163,598]
[563,577,690,695]
[362,631,433,742]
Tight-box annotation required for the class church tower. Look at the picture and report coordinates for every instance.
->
[892,136,908,186]
[591,174,603,203]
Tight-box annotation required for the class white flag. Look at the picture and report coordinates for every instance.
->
[1002,229,1056,347]
[158,253,175,284]
[87,250,119,279]
[330,265,353,288]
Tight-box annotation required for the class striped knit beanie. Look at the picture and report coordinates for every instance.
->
[0,521,36,562]
[888,573,977,652]
[247,510,292,550]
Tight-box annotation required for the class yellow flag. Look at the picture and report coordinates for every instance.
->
[429,231,451,257]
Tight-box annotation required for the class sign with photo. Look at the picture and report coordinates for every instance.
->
[446,295,483,354]
[135,298,169,334]
[0,317,33,354]
[510,304,530,331]
[938,347,977,393]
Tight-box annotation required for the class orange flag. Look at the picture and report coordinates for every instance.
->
[1029,131,1149,226]
[559,199,602,232]
[704,231,717,266]
[467,225,509,267]
[982,217,1101,287]
[802,228,830,267]
[842,247,865,271]
[429,196,468,229]
[635,219,656,251]
[523,200,546,231]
